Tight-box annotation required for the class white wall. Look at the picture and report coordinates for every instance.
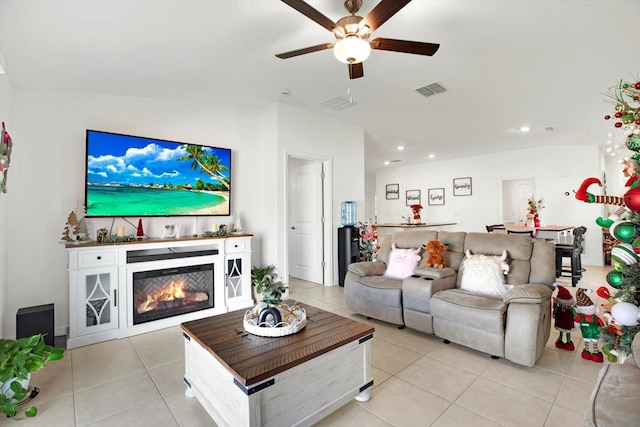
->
[276,104,365,285]
[0,69,11,337]
[1,90,366,338]
[3,88,278,338]
[376,145,605,266]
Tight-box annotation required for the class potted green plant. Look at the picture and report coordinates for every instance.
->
[0,334,65,419]
[251,264,287,306]
[251,265,287,324]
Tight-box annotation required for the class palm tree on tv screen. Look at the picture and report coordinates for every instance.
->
[177,144,230,190]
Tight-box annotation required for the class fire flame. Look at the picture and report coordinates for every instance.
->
[138,280,186,313]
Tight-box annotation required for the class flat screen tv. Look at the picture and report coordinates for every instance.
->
[85,130,231,217]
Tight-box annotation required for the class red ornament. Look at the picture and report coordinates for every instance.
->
[615,122,623,128]
[615,112,623,118]
[136,219,144,239]
[635,82,640,89]
[636,119,640,125]
[624,187,640,211]
[605,115,611,120]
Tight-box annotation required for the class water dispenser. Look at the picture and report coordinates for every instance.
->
[341,201,357,226]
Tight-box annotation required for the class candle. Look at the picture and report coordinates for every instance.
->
[116,226,125,237]
[211,223,219,233]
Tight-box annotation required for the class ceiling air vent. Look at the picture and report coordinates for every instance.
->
[320,96,356,111]
[545,126,556,131]
[416,82,447,98]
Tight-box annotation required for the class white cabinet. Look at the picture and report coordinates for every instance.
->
[68,248,119,348]
[67,235,253,348]
[224,237,252,311]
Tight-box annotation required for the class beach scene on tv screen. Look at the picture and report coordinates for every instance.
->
[86,132,231,216]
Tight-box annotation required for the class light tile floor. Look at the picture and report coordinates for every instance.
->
[2,266,612,426]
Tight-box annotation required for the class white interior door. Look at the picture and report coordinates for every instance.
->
[501,178,535,224]
[288,158,324,283]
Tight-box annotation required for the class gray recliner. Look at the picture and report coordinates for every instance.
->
[344,230,556,367]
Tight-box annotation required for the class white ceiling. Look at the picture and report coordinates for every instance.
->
[1,0,639,172]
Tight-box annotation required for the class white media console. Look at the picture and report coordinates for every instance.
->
[66,235,253,349]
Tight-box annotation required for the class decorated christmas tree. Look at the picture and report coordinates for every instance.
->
[574,76,640,362]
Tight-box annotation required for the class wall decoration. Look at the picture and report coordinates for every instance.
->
[453,177,472,196]
[428,188,445,205]
[386,184,399,200]
[0,122,14,193]
[405,189,421,206]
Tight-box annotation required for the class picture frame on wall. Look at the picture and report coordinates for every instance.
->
[406,189,421,206]
[386,184,399,199]
[453,177,472,196]
[428,188,445,205]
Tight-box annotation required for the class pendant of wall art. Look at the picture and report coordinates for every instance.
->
[0,122,14,193]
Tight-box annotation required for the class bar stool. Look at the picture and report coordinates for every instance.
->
[555,226,587,286]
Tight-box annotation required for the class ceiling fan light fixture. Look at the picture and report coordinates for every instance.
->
[333,35,370,64]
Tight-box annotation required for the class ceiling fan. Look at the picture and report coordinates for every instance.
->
[275,0,440,79]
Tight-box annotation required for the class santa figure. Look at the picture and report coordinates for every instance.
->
[574,288,605,362]
[552,284,577,350]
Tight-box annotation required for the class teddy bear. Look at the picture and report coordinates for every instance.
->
[424,240,447,268]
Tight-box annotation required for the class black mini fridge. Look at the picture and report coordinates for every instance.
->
[338,226,360,286]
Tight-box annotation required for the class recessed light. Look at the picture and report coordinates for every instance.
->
[384,161,390,165]
[397,145,404,151]
[519,125,530,133]
[428,154,435,159]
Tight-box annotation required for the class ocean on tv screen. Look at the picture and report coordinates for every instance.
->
[86,185,229,216]
[85,130,231,216]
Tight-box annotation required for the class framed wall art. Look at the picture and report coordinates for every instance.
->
[386,184,399,200]
[428,188,445,205]
[405,189,421,206]
[453,177,472,196]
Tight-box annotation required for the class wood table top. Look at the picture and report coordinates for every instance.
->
[180,301,374,386]
[376,222,457,228]
[494,224,574,232]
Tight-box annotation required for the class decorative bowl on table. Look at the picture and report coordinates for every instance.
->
[243,303,307,337]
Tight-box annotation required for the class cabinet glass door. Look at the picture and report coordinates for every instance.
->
[80,269,116,334]
[227,258,243,299]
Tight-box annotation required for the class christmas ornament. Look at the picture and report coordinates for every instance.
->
[611,242,639,266]
[552,284,577,351]
[574,288,604,362]
[606,270,624,288]
[610,221,638,243]
[611,302,640,326]
[624,186,640,211]
[137,219,144,240]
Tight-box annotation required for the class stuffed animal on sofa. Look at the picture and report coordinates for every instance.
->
[425,240,448,268]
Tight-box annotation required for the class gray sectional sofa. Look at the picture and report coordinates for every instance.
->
[344,230,556,367]
[583,332,640,426]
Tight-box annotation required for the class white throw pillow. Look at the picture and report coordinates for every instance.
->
[384,245,421,280]
[459,250,512,298]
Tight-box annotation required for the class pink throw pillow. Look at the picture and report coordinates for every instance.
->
[384,245,421,280]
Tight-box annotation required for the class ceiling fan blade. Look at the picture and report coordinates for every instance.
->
[360,0,412,33]
[276,43,333,59]
[280,0,340,33]
[348,62,364,79]
[370,38,440,56]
